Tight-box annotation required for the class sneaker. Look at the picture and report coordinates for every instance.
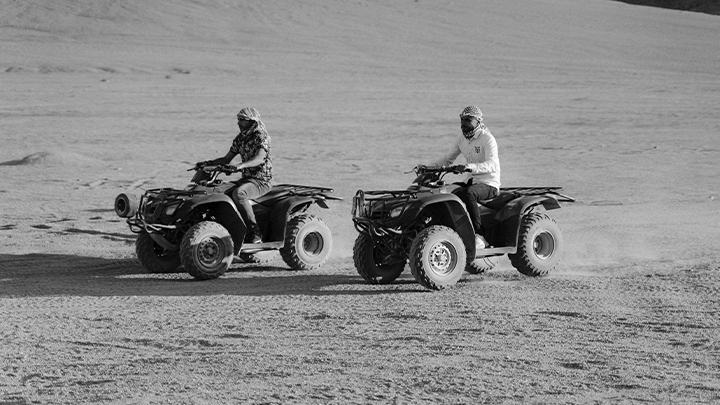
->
[244,224,262,244]
[475,234,488,250]
[244,232,262,244]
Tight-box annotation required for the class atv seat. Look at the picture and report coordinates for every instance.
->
[478,191,518,211]
[253,187,291,204]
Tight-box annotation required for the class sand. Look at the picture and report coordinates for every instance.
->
[1,0,719,403]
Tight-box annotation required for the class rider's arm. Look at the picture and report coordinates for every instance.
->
[430,137,461,167]
[202,150,237,167]
[236,148,267,170]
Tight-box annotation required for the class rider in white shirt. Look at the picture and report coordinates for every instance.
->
[428,105,501,247]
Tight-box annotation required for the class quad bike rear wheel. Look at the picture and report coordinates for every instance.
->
[181,221,234,280]
[135,231,182,273]
[409,225,467,290]
[353,232,406,284]
[509,213,563,276]
[280,214,332,270]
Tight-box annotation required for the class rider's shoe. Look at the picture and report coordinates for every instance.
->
[244,225,262,244]
[475,234,488,250]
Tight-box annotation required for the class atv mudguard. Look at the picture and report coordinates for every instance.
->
[482,195,561,252]
[175,193,247,255]
[265,195,326,241]
[399,193,476,254]
[495,195,561,222]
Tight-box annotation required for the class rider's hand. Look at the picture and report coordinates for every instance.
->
[446,164,470,173]
[195,160,211,170]
[225,164,239,173]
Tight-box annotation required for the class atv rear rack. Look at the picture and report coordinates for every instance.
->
[273,184,342,200]
[501,187,575,203]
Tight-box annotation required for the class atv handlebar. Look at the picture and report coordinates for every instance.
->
[187,164,240,175]
[414,164,470,175]
[408,164,470,189]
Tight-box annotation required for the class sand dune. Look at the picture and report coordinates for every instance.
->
[0,151,104,166]
[3,0,718,76]
[617,0,720,15]
[1,1,719,403]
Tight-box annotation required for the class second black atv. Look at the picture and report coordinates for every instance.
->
[115,165,341,280]
[351,165,574,290]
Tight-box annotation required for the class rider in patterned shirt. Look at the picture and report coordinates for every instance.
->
[196,107,274,243]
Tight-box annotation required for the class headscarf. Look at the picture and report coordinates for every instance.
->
[237,107,267,135]
[460,105,483,122]
[460,105,489,139]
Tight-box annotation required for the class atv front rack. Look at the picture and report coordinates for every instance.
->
[351,189,417,235]
[351,189,415,218]
[124,188,205,234]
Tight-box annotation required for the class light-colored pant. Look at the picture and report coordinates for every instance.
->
[231,179,272,229]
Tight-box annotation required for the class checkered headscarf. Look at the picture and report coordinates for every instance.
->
[460,105,490,139]
[460,105,483,122]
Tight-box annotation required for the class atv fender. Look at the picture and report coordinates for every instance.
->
[175,193,239,217]
[266,196,324,241]
[496,196,561,223]
[401,194,476,255]
[176,194,246,255]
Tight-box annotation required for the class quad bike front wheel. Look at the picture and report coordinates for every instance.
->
[409,225,467,290]
[280,214,332,270]
[353,232,406,284]
[135,231,182,273]
[180,221,234,280]
[509,213,563,276]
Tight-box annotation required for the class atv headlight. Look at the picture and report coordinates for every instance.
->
[164,203,180,216]
[389,206,405,218]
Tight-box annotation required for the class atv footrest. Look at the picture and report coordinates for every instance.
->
[475,246,515,258]
[240,241,284,252]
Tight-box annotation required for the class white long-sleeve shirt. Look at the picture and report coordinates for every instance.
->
[431,129,501,189]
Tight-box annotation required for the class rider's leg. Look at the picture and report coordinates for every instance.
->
[455,183,498,234]
[232,180,271,243]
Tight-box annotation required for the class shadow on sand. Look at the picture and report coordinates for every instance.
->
[0,253,422,298]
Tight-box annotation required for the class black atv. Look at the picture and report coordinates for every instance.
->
[351,165,574,290]
[114,165,341,280]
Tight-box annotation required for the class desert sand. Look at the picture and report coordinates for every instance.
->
[1,0,719,404]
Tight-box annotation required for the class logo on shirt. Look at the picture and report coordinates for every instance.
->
[475,146,483,154]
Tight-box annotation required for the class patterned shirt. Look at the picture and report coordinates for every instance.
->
[229,126,273,183]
